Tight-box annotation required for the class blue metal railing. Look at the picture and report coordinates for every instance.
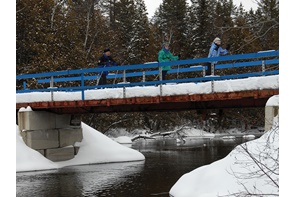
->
[16,50,279,100]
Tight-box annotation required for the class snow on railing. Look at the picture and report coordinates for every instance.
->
[16,50,279,100]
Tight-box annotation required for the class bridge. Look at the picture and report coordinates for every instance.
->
[16,50,279,114]
[16,50,279,162]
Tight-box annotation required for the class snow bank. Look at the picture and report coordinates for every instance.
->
[266,94,279,106]
[242,134,256,139]
[16,123,145,172]
[112,136,133,144]
[169,116,279,197]
[16,125,57,172]
[181,127,215,138]
[57,123,145,167]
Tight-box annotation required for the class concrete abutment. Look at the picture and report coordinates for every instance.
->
[18,111,83,162]
[265,105,279,132]
[264,95,279,132]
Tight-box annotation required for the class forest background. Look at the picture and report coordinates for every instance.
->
[16,0,279,134]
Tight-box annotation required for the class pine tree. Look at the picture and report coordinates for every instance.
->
[255,0,279,50]
[212,0,235,45]
[154,0,188,55]
[16,0,73,74]
[111,0,152,65]
[132,0,151,63]
[187,0,216,58]
[112,0,137,62]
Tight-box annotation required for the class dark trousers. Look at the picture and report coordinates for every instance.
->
[161,70,168,80]
[205,62,215,76]
[98,73,107,85]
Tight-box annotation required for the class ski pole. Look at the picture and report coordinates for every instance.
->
[96,65,106,86]
[95,73,102,86]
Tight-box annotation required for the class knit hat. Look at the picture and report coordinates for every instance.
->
[213,37,221,43]
[104,48,110,53]
[162,42,170,47]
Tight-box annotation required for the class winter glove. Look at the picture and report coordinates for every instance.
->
[226,44,231,50]
[214,45,219,51]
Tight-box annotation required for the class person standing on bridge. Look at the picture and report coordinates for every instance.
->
[205,37,231,76]
[97,48,117,85]
[158,42,179,80]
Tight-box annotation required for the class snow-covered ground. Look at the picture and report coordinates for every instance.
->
[169,96,279,197]
[170,124,279,196]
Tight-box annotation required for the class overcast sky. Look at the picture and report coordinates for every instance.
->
[144,0,259,19]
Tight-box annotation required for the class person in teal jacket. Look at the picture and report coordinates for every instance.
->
[158,42,179,80]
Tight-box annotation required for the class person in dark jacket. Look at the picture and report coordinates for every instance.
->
[97,48,117,85]
[205,37,230,76]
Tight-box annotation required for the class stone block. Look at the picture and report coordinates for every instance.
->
[74,146,80,155]
[55,114,72,129]
[36,149,45,156]
[18,111,55,131]
[46,146,75,162]
[21,129,59,150]
[70,115,82,127]
[59,128,83,148]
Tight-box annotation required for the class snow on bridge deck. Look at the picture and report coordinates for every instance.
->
[16,75,279,113]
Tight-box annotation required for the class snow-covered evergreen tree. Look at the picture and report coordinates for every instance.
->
[154,0,188,55]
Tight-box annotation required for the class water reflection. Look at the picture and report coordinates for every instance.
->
[17,161,144,197]
[16,136,257,197]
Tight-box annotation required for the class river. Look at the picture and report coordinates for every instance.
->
[16,136,258,197]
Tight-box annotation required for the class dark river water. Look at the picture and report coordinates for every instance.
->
[16,136,257,197]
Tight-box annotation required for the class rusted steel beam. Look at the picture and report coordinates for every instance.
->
[16,89,279,114]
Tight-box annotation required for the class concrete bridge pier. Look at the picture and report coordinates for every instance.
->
[18,111,83,162]
[264,99,279,132]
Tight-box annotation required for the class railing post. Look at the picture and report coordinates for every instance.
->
[123,87,126,98]
[23,81,26,91]
[211,63,215,92]
[81,73,85,100]
[50,76,54,101]
[142,71,146,82]
[50,76,54,88]
[123,70,126,98]
[262,60,265,73]
[123,70,126,83]
[159,65,163,96]
[211,63,215,76]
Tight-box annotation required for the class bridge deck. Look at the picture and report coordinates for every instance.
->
[16,50,279,114]
[16,89,278,114]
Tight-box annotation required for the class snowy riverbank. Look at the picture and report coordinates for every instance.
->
[169,118,279,196]
[109,126,263,144]
[16,122,262,173]
[16,122,145,172]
